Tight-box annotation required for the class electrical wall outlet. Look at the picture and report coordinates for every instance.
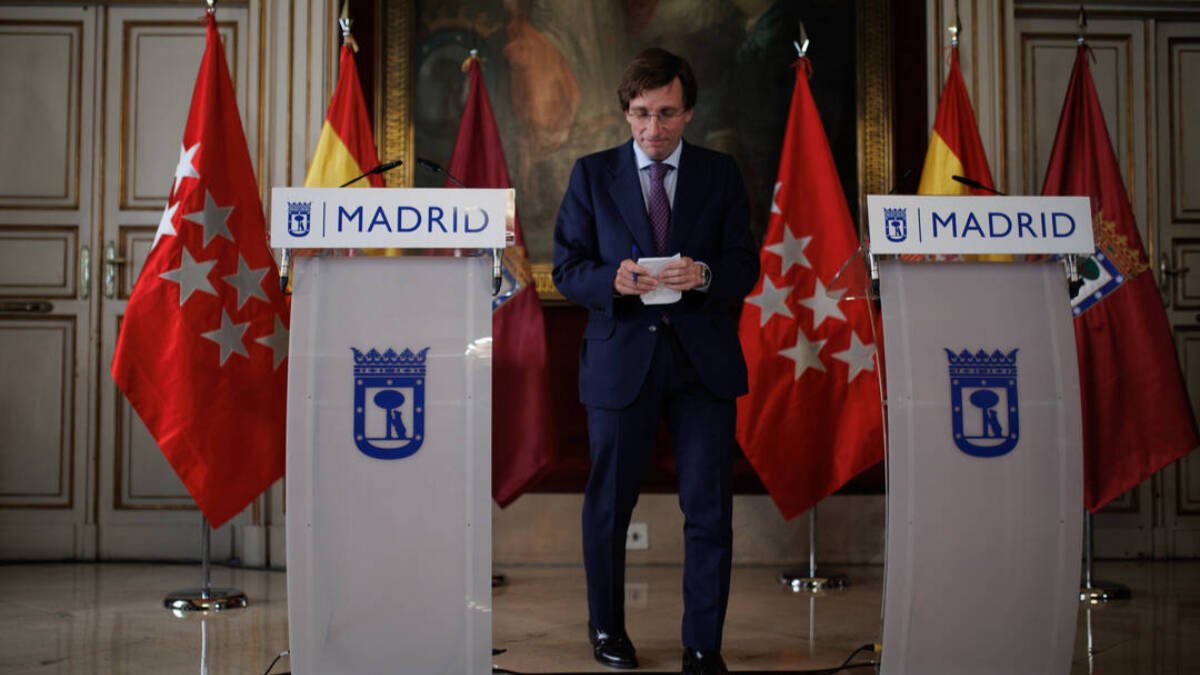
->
[624,582,648,608]
[625,522,648,550]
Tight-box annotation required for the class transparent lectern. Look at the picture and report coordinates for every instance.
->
[859,195,1095,675]
[271,187,512,675]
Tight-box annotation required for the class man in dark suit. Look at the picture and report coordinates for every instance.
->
[552,48,759,675]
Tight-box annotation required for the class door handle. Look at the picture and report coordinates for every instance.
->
[1159,253,1189,307]
[1160,253,1189,279]
[80,245,90,300]
[0,300,53,313]
[104,240,127,299]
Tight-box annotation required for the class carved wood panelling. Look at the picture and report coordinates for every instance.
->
[858,0,895,215]
[1172,238,1200,310]
[1173,326,1200,516]
[1019,34,1135,193]
[1167,37,1200,222]
[381,2,414,189]
[1100,482,1142,515]
[1016,21,1154,253]
[0,21,82,209]
[0,317,74,508]
[0,226,76,298]
[120,21,238,211]
[1178,448,1200,517]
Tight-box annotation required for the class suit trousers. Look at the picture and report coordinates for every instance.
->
[582,321,735,652]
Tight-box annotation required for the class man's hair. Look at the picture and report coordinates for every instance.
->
[617,48,697,111]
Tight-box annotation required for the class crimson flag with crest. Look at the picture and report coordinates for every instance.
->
[446,55,555,506]
[1042,45,1197,511]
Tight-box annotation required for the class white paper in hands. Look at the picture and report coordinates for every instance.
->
[636,253,682,305]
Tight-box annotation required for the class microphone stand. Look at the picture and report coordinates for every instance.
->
[340,159,404,188]
[279,160,404,292]
[416,158,503,297]
[950,174,1006,196]
[417,157,466,188]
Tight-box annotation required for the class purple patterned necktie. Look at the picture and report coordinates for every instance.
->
[648,161,672,255]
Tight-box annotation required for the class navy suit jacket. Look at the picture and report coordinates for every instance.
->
[552,140,760,410]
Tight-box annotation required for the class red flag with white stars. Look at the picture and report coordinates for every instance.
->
[112,12,288,528]
[736,59,884,519]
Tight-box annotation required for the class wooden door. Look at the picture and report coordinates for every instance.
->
[0,4,98,559]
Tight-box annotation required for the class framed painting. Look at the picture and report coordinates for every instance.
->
[380,0,894,300]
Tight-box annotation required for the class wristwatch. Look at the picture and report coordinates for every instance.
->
[697,261,712,291]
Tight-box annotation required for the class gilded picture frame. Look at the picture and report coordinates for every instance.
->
[380,0,893,300]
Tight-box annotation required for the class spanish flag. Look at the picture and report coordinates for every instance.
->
[917,48,995,196]
[305,43,381,189]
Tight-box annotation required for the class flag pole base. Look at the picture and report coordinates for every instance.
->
[1079,581,1131,604]
[778,571,849,592]
[164,588,248,614]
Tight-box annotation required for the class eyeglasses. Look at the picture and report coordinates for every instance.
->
[626,108,687,123]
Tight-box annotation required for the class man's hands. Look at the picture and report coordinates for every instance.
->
[614,259,654,295]
[613,256,705,295]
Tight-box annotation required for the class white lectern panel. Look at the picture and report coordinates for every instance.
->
[879,261,1082,675]
[286,255,491,675]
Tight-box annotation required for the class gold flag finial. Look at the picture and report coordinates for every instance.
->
[949,0,962,47]
[461,48,479,73]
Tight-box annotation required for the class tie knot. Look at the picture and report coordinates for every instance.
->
[649,161,670,183]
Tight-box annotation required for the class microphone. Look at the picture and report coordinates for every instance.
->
[280,160,404,292]
[416,157,467,187]
[338,159,404,188]
[889,169,914,194]
[951,174,1006,195]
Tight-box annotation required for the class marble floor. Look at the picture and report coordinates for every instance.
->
[0,561,1196,674]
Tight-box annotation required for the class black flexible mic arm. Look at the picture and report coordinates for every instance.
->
[338,159,404,188]
[951,174,1007,196]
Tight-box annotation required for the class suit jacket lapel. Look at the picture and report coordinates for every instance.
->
[607,141,656,258]
[669,141,703,254]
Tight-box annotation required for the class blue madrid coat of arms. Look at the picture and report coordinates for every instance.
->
[287,201,311,237]
[352,347,429,460]
[884,207,908,243]
[946,348,1020,458]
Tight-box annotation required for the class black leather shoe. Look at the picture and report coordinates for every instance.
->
[681,647,729,675]
[588,623,638,669]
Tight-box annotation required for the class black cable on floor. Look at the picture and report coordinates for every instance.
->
[812,642,881,674]
[260,649,288,675]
